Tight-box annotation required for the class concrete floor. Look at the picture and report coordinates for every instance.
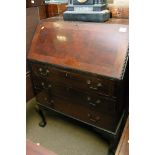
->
[26,98,109,155]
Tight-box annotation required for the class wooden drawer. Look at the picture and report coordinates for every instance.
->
[33,76,117,115]
[30,62,118,98]
[36,90,120,132]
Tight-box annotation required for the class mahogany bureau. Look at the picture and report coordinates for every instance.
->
[28,18,129,155]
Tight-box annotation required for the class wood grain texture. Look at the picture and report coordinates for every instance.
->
[57,3,67,14]
[45,4,67,18]
[28,18,129,79]
[26,139,57,155]
[46,4,58,17]
[39,5,47,20]
[115,117,129,155]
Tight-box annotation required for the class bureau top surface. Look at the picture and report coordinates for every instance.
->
[28,18,129,79]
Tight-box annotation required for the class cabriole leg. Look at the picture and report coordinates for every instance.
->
[35,105,46,127]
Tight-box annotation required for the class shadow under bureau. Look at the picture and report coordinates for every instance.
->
[28,18,129,155]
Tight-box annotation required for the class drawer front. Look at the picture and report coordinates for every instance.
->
[36,90,119,132]
[30,62,117,98]
[33,76,117,115]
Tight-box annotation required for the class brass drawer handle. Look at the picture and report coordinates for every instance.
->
[39,68,42,71]
[38,68,50,76]
[65,72,71,78]
[48,84,52,88]
[96,99,101,104]
[89,118,96,122]
[50,99,54,104]
[97,83,102,87]
[89,86,98,90]
[89,102,96,107]
[65,72,68,77]
[44,97,47,101]
[87,96,91,101]
[50,99,55,108]
[40,82,52,89]
[87,81,102,89]
[87,97,96,106]
[86,80,91,85]
[46,69,50,73]
[87,97,101,107]
[88,113,100,122]
[41,82,46,89]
